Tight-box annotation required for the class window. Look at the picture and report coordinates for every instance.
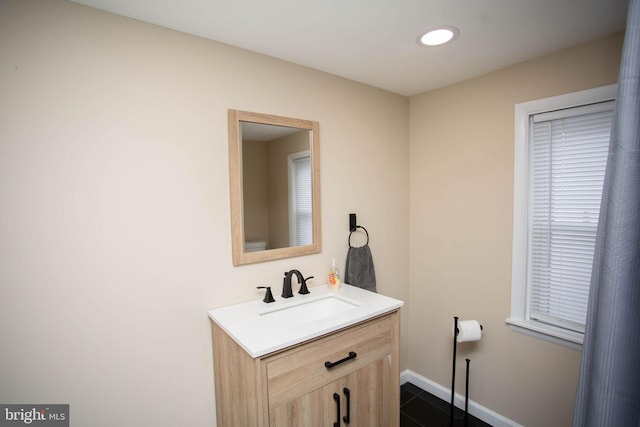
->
[508,85,616,349]
[288,151,312,246]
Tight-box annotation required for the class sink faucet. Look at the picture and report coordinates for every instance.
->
[282,270,313,298]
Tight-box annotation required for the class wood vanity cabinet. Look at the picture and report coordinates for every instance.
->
[211,310,400,426]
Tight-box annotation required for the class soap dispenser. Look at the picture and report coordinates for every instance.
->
[328,258,341,290]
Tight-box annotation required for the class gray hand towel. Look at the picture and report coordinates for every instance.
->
[344,244,377,292]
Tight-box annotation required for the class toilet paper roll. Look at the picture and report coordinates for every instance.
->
[454,320,482,342]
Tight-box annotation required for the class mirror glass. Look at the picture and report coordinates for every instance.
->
[228,110,321,265]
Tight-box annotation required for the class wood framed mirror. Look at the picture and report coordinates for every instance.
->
[228,110,321,265]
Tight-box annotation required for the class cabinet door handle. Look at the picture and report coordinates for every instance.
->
[342,387,351,424]
[333,392,341,427]
[325,351,357,369]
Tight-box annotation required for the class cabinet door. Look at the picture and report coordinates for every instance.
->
[269,355,395,427]
[270,381,337,427]
[342,356,395,426]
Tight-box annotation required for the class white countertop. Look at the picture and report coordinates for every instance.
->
[208,284,404,358]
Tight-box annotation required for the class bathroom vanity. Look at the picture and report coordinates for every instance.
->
[208,284,403,426]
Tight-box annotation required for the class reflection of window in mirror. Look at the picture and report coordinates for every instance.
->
[288,151,312,246]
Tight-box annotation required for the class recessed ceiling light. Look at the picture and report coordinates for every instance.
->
[418,26,459,46]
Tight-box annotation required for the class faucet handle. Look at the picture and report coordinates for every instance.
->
[299,276,313,295]
[257,286,275,303]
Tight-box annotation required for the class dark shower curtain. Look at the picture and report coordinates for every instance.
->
[573,0,640,425]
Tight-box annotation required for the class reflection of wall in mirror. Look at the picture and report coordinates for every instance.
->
[242,140,269,245]
[242,130,309,250]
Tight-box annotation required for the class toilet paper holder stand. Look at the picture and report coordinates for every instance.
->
[450,316,483,427]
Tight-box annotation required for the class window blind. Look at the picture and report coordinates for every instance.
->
[528,101,614,333]
[293,155,312,246]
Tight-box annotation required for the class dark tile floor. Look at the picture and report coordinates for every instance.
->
[400,382,493,427]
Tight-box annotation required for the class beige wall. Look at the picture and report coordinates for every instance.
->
[0,1,409,426]
[408,33,623,427]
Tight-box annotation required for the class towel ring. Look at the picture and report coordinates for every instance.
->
[348,226,369,248]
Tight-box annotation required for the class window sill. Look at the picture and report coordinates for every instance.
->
[506,318,583,351]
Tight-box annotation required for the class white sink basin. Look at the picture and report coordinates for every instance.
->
[209,284,404,358]
[258,294,359,324]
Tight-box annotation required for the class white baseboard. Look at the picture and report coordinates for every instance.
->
[400,369,523,427]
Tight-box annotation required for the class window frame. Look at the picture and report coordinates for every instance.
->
[507,84,617,350]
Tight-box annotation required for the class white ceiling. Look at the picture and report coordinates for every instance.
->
[70,0,629,96]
